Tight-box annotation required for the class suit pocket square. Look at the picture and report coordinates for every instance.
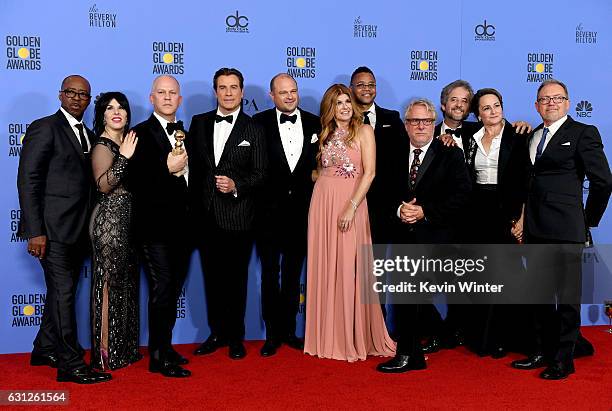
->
[382,124,391,128]
[311,133,318,143]
[238,140,251,147]
[561,141,571,146]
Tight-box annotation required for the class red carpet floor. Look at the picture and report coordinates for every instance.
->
[0,326,610,410]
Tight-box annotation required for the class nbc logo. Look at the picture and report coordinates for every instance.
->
[575,100,593,118]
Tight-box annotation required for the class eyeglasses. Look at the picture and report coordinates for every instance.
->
[405,118,435,126]
[60,89,91,100]
[537,95,568,104]
[352,82,376,89]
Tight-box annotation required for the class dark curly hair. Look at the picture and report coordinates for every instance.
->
[93,91,131,137]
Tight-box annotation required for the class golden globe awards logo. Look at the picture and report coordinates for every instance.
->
[226,10,249,33]
[526,53,553,82]
[576,24,597,44]
[354,16,378,38]
[5,35,41,70]
[89,4,117,28]
[410,50,438,81]
[286,46,316,78]
[474,19,495,41]
[11,293,45,327]
[10,209,25,243]
[152,41,184,75]
[176,287,186,319]
[575,100,593,118]
[8,123,27,157]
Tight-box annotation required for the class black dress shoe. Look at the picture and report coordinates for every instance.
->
[229,342,246,359]
[260,339,280,357]
[30,353,58,368]
[167,348,189,365]
[376,355,427,373]
[57,367,112,384]
[490,346,507,359]
[422,337,441,354]
[511,355,547,370]
[283,335,304,350]
[540,362,575,380]
[194,335,226,356]
[149,359,191,378]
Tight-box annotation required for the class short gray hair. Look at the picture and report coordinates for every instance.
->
[404,98,437,121]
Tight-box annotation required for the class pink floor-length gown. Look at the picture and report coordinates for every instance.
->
[304,129,395,362]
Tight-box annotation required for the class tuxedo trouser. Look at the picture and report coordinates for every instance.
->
[393,304,425,361]
[34,240,87,372]
[140,241,190,361]
[526,236,582,367]
[199,214,253,343]
[256,233,305,339]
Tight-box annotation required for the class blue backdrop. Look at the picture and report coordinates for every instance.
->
[1,0,611,354]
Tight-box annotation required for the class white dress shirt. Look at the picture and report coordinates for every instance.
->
[439,120,464,152]
[529,115,567,164]
[363,103,377,129]
[276,108,303,172]
[473,124,503,184]
[153,112,189,184]
[60,107,91,152]
[213,107,241,166]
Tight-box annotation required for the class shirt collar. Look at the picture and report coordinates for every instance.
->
[543,115,568,135]
[442,120,462,131]
[216,106,241,119]
[153,111,176,132]
[275,108,300,122]
[410,138,433,156]
[59,107,84,127]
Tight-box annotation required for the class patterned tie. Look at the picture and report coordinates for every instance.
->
[363,111,370,125]
[535,127,549,160]
[409,148,422,189]
[74,123,88,153]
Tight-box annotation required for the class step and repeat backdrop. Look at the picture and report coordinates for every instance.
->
[1,0,611,353]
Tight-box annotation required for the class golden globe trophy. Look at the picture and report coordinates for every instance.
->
[172,129,187,177]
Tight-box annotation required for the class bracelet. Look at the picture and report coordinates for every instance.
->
[350,199,358,210]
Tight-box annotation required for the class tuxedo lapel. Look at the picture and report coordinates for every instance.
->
[540,117,572,159]
[203,114,216,166]
[269,111,291,173]
[147,114,173,153]
[55,111,86,162]
[218,111,246,165]
[414,139,438,188]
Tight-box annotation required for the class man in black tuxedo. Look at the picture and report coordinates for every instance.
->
[252,73,320,357]
[511,79,612,379]
[350,66,409,245]
[377,98,471,373]
[190,68,266,359]
[17,75,110,384]
[130,75,191,378]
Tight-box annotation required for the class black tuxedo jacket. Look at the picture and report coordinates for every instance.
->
[189,109,266,231]
[434,120,480,156]
[391,138,472,243]
[252,108,320,238]
[465,119,528,224]
[129,114,190,242]
[367,104,410,242]
[17,110,95,244]
[525,116,612,242]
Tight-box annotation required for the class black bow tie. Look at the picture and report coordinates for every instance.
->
[445,128,462,137]
[280,113,297,124]
[166,120,184,134]
[215,114,233,124]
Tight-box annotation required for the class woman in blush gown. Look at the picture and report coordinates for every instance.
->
[304,84,395,362]
[89,92,140,370]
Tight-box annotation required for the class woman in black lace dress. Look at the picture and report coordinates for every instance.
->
[89,92,140,370]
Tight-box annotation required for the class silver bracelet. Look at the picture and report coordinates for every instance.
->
[350,199,358,210]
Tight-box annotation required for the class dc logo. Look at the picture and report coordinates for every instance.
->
[475,20,495,36]
[576,100,593,118]
[226,11,249,28]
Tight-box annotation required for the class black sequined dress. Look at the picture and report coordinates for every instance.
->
[89,137,140,370]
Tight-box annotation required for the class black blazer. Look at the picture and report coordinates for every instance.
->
[465,119,528,224]
[392,138,472,243]
[189,109,266,231]
[252,108,320,237]
[525,116,612,242]
[367,104,410,242]
[129,114,190,242]
[17,110,95,244]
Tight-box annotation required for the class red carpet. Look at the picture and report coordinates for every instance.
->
[1,326,610,410]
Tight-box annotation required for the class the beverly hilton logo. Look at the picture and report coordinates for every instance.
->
[89,4,117,28]
[354,16,378,38]
[576,24,596,44]
[6,35,41,70]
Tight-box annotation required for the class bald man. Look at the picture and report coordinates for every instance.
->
[129,75,191,377]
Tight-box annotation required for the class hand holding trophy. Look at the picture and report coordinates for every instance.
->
[172,129,187,177]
